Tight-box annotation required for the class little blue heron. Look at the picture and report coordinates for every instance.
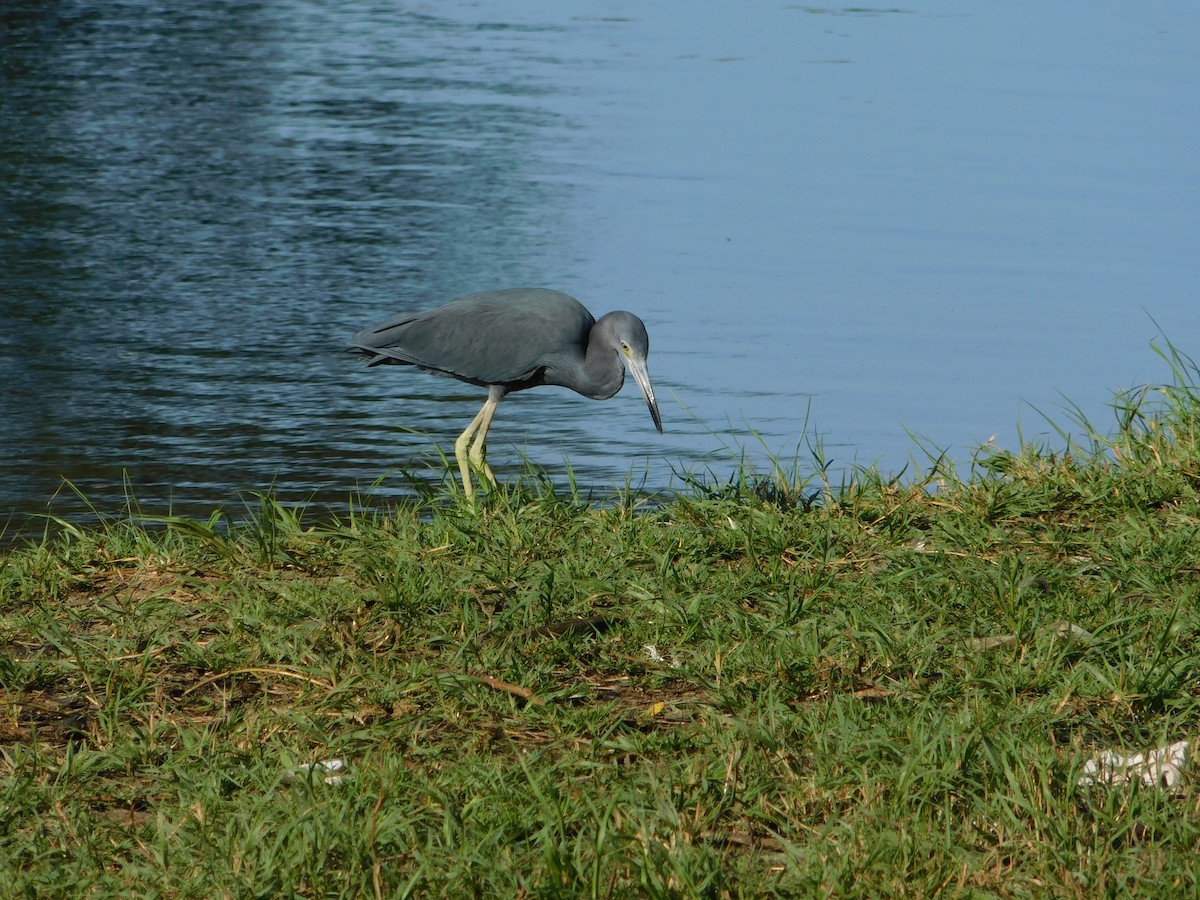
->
[352,288,663,498]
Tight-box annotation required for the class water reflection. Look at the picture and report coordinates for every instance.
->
[1,2,597,529]
[3,2,1198,536]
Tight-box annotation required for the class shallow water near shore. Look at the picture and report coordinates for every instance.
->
[2,2,1198,527]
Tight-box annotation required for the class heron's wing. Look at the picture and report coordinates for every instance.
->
[354,289,594,387]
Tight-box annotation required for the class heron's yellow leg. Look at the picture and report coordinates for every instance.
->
[453,388,504,499]
[468,402,500,488]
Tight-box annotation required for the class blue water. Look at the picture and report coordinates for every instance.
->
[2,2,1198,527]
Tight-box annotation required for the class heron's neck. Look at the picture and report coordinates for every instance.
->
[576,323,624,400]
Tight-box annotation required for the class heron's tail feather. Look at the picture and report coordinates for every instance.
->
[347,344,417,368]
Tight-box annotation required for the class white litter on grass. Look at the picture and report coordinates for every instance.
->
[1078,740,1189,790]
[967,620,1094,652]
[643,644,681,667]
[285,758,350,786]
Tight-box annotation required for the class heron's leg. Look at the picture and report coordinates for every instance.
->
[468,395,501,489]
[468,385,505,488]
[453,405,488,500]
[453,387,504,499]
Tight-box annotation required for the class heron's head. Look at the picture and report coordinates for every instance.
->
[605,311,663,434]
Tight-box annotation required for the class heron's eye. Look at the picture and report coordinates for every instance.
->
[620,341,631,354]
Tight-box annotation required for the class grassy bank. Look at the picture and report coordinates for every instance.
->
[3,347,1200,897]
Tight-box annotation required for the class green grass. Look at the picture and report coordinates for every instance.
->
[3,343,1200,897]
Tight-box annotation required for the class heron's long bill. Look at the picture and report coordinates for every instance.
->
[627,356,663,434]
